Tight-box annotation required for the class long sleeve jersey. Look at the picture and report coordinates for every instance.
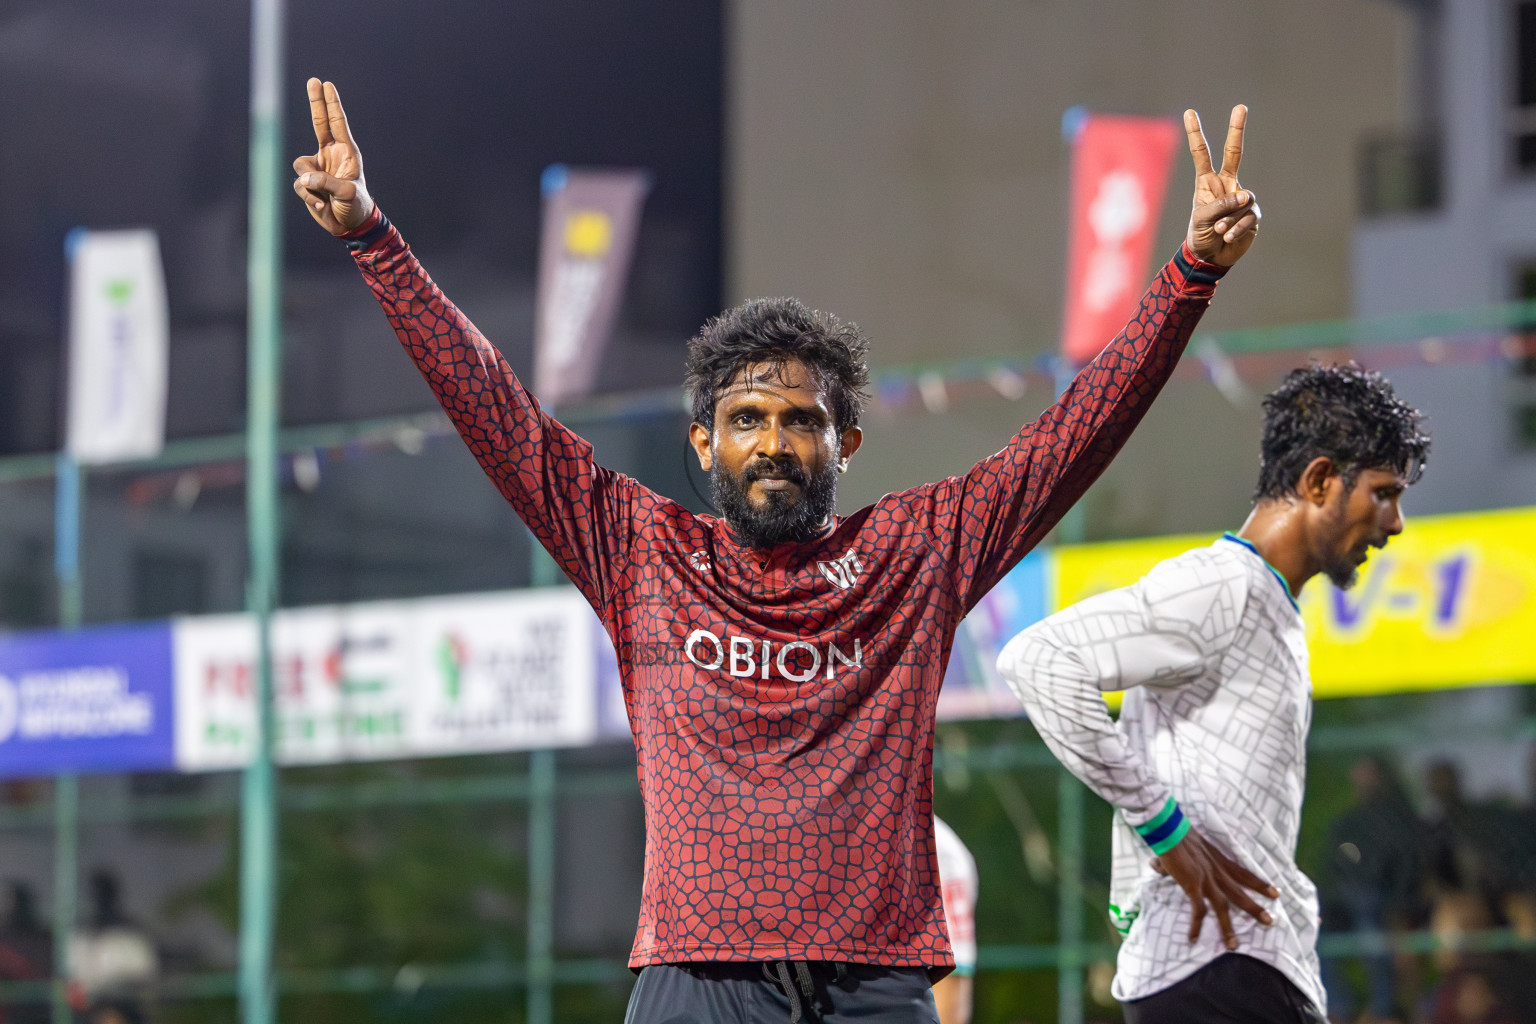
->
[995,536,1324,1011]
[349,209,1226,970]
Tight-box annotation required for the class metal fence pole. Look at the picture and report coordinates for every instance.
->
[51,453,82,1024]
[1050,361,1089,1024]
[239,0,285,1022]
[526,750,557,1024]
[1056,769,1085,1024]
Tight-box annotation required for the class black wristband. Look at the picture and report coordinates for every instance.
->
[344,211,392,253]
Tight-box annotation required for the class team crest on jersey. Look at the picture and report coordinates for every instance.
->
[816,550,863,590]
[688,550,711,573]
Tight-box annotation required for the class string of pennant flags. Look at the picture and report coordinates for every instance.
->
[2,297,1534,505]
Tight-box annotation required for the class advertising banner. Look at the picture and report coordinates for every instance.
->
[0,623,176,777]
[408,589,599,754]
[532,166,651,407]
[1,507,1530,776]
[1059,115,1181,365]
[65,229,169,464]
[1050,507,1536,697]
[938,551,1049,720]
[172,590,601,771]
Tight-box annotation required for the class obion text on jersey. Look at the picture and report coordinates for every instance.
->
[682,629,864,682]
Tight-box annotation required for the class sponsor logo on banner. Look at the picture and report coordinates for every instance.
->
[532,166,651,406]
[65,229,169,464]
[0,623,175,777]
[1059,115,1181,365]
[410,590,598,753]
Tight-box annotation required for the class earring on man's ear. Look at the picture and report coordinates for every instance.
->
[837,461,848,474]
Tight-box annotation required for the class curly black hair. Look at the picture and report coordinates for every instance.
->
[685,297,871,434]
[1255,362,1430,501]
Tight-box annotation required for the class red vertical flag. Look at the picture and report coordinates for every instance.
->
[1060,115,1181,365]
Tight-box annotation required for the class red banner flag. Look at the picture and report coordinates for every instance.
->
[533,166,651,406]
[1060,115,1181,365]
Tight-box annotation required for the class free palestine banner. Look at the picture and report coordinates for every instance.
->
[172,588,601,772]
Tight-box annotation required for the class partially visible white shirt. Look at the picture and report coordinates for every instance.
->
[995,536,1323,1013]
[934,816,978,975]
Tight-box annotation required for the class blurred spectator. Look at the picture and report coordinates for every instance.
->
[67,871,157,1024]
[1422,761,1513,902]
[1425,878,1536,1023]
[0,882,52,1024]
[1425,965,1521,1024]
[1320,755,1421,1022]
[84,1001,144,1024]
[1504,746,1536,940]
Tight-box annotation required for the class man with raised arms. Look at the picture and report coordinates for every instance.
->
[294,77,1261,1022]
[998,364,1429,1024]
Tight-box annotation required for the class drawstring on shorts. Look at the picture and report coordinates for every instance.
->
[761,964,835,1024]
[761,962,849,1024]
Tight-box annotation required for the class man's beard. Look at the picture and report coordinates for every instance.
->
[1322,556,1359,591]
[711,456,839,548]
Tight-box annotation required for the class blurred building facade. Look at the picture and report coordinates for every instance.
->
[1352,0,1536,515]
[729,0,1423,537]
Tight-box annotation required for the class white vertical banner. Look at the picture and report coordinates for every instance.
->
[65,229,169,464]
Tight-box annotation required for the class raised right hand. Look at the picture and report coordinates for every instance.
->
[1149,825,1278,950]
[1183,105,1259,267]
[292,78,374,236]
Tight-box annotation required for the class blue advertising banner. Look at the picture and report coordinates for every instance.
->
[0,622,176,777]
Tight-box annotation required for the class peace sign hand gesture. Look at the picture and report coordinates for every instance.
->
[1184,105,1259,267]
[292,78,375,236]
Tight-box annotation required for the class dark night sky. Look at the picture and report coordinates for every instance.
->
[0,0,722,453]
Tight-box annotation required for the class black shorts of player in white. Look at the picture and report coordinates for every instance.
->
[624,961,939,1024]
[1123,954,1327,1024]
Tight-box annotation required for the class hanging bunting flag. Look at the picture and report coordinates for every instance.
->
[65,229,169,464]
[1059,114,1181,365]
[532,166,651,406]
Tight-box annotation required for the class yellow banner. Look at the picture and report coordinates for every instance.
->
[1051,507,1536,698]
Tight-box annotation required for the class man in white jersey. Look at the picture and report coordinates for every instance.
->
[932,817,978,1024]
[996,364,1429,1024]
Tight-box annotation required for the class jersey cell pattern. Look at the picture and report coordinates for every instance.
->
[351,212,1225,969]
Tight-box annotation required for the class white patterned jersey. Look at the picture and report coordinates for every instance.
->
[995,535,1323,1012]
[934,816,979,975]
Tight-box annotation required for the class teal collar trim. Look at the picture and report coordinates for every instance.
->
[1221,532,1299,612]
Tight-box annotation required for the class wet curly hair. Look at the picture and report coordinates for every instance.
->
[685,297,871,434]
[1255,362,1431,501]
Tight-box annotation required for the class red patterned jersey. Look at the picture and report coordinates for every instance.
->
[349,210,1227,970]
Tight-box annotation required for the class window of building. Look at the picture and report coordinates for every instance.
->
[1513,0,1536,174]
[132,548,208,619]
[1510,261,1536,447]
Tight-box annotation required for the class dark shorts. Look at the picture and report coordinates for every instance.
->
[1123,954,1327,1024]
[624,961,939,1024]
